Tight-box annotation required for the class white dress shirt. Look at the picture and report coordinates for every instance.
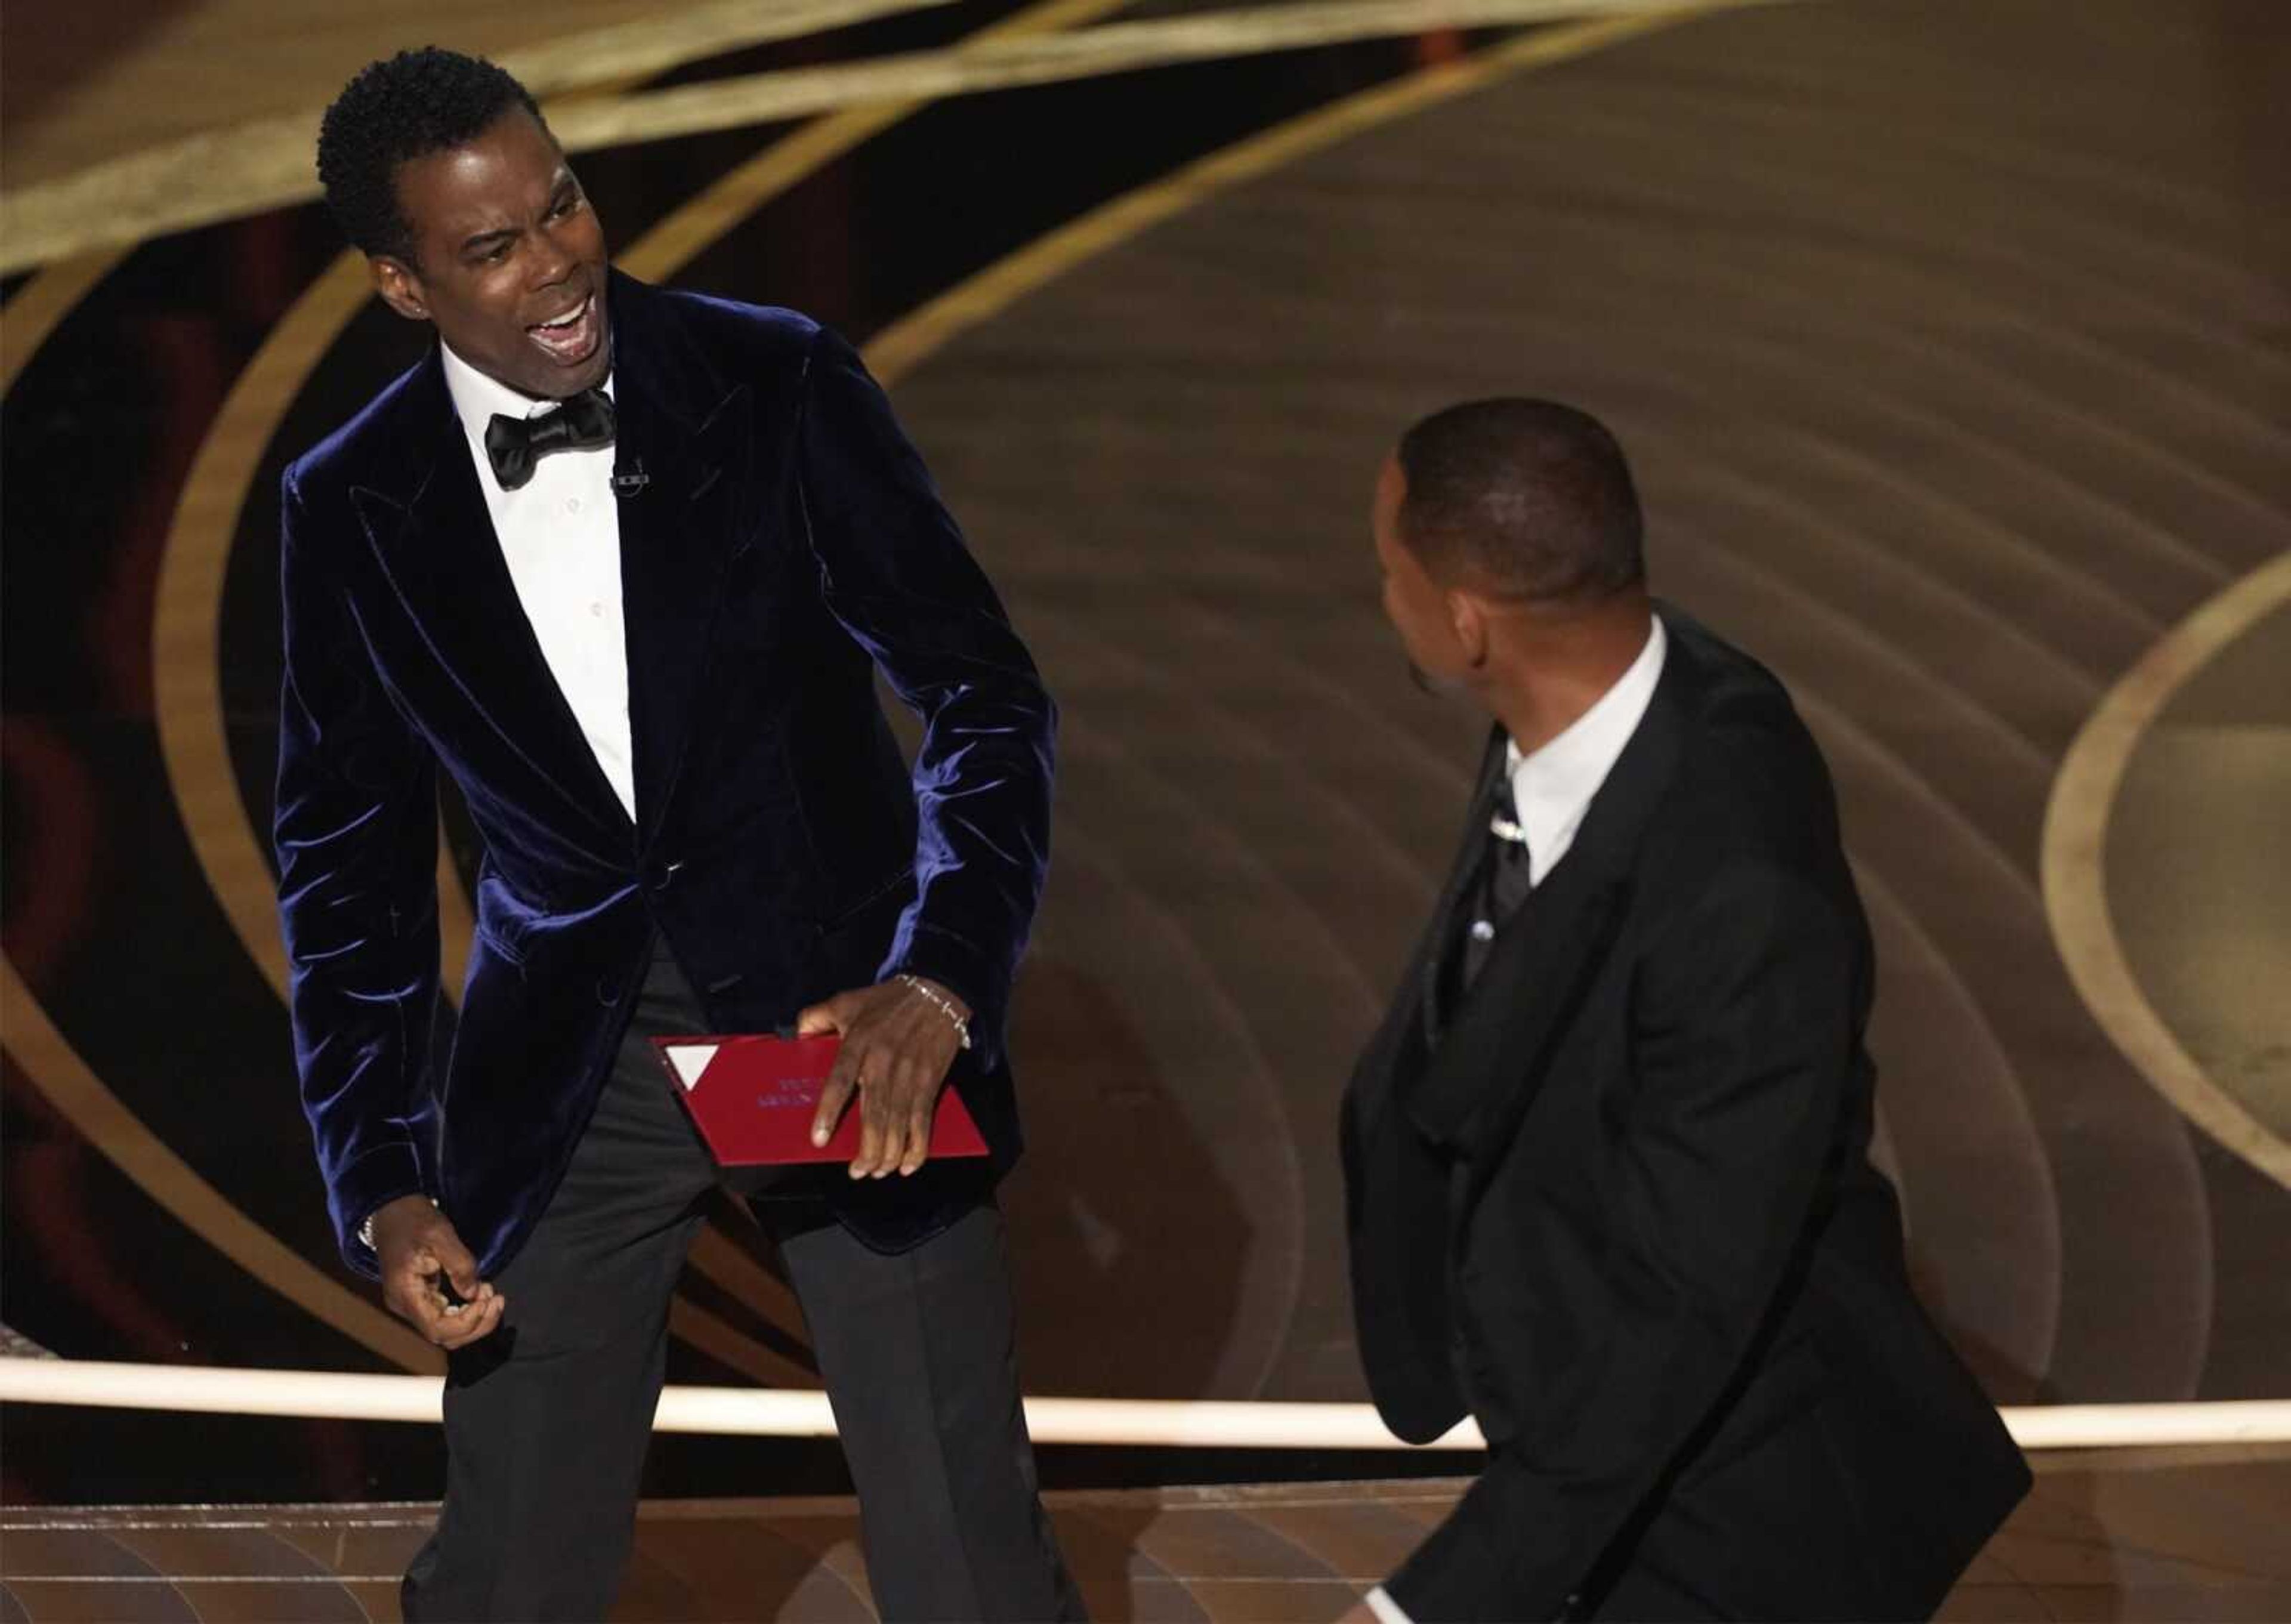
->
[1503,614,1668,887]
[1363,613,1668,1624]
[440,342,637,819]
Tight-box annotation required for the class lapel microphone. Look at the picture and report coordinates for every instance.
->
[611,461,650,498]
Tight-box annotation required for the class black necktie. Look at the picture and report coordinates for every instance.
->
[1450,775,1536,1001]
[484,388,615,491]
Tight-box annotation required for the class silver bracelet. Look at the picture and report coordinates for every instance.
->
[359,1196,436,1251]
[897,974,972,1051]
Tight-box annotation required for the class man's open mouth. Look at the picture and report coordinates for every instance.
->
[526,293,601,366]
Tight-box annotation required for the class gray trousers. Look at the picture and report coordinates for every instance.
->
[402,948,1082,1622]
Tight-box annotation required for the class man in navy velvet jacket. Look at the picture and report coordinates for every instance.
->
[276,48,1078,1622]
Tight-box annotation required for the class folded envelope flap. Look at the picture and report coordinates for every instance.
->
[647,1032,987,1162]
[654,1032,825,1093]
[662,1042,720,1092]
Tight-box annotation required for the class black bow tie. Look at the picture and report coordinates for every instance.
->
[484,388,616,491]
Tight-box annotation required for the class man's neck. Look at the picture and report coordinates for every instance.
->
[1480,595,1653,756]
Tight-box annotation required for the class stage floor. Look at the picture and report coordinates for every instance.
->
[5,1449,2290,1622]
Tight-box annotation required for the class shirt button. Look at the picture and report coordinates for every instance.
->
[566,496,582,513]
[1469,919,1496,942]
[590,603,604,618]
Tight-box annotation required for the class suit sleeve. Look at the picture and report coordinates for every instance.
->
[273,465,443,1276]
[792,327,1057,1062]
[1387,860,1861,1620]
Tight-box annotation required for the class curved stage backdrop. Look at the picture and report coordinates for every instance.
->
[4,0,2287,1532]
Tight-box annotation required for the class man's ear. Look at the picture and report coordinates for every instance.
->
[1447,589,1490,671]
[371,255,430,323]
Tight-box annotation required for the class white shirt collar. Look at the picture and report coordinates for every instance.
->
[439,342,614,473]
[1503,615,1668,885]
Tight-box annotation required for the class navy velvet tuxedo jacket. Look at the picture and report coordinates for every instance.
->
[1342,611,2027,1620]
[275,270,1055,1278]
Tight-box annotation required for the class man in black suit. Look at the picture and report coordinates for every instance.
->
[1341,400,2028,1621]
[276,48,1079,1620]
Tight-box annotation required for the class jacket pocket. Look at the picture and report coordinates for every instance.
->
[805,866,917,999]
[816,866,916,936]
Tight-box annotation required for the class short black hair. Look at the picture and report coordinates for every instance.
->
[316,47,544,263]
[1394,399,1645,604]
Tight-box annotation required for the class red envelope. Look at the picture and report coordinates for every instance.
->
[650,1032,988,1165]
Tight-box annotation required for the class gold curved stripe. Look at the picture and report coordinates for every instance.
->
[0,248,128,395]
[2042,549,2291,1190]
[546,0,1789,155]
[0,0,956,276]
[149,251,474,1009]
[1,0,1787,276]
[867,4,1732,384]
[504,0,953,103]
[617,0,1129,286]
[0,959,443,1373]
[0,246,456,1373]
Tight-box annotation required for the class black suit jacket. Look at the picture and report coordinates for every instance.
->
[275,271,1055,1277]
[1342,609,2028,1621]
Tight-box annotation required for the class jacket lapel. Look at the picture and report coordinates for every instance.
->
[1345,728,1504,1154]
[1416,728,1509,1049]
[1342,732,1523,1443]
[348,353,634,838]
[1405,616,1694,1166]
[1405,844,1631,1157]
[608,272,752,842]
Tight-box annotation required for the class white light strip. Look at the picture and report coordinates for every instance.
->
[5,1358,2289,1451]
